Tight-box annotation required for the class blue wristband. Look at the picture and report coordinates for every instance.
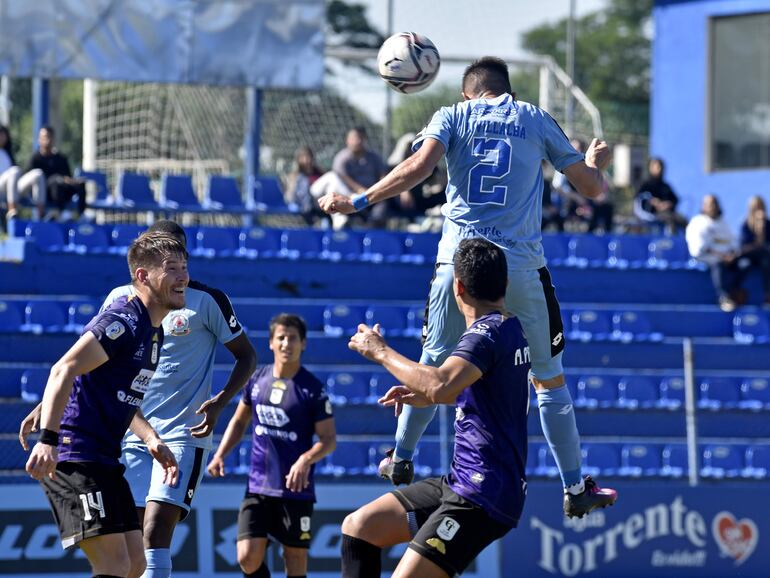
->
[352,193,370,211]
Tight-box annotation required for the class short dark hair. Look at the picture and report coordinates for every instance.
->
[453,238,507,302]
[350,126,367,139]
[269,313,307,341]
[40,125,55,137]
[127,232,188,283]
[462,57,512,97]
[147,220,187,246]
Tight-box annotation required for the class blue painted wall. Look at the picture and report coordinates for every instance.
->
[652,0,770,228]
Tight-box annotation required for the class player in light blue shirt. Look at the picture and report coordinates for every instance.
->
[319,57,615,518]
[102,220,257,578]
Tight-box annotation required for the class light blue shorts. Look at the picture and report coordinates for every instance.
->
[121,441,209,518]
[421,263,565,380]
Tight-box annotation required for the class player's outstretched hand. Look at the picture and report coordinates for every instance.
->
[318,192,356,215]
[19,403,42,451]
[585,138,612,171]
[148,439,179,487]
[190,397,224,438]
[348,323,387,362]
[379,386,432,412]
[285,455,312,493]
[207,454,227,478]
[26,443,57,481]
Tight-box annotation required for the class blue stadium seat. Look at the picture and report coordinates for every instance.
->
[0,439,29,469]
[110,224,145,254]
[414,440,442,477]
[566,235,608,267]
[323,305,366,337]
[365,306,408,337]
[195,227,239,258]
[25,222,67,252]
[206,175,248,212]
[236,439,252,475]
[582,443,620,477]
[660,444,689,478]
[570,309,612,341]
[733,311,769,344]
[252,176,292,212]
[322,231,363,261]
[239,228,281,259]
[702,444,743,479]
[403,233,440,264]
[75,169,113,207]
[21,368,49,402]
[281,229,323,260]
[118,172,159,209]
[0,368,22,398]
[619,443,662,477]
[698,377,741,410]
[743,446,770,479]
[362,231,404,263]
[658,376,686,410]
[327,372,371,405]
[541,234,568,266]
[405,306,426,338]
[370,372,399,399]
[607,236,650,268]
[0,300,23,333]
[161,173,202,210]
[68,223,110,254]
[617,375,659,409]
[22,300,68,334]
[740,377,770,410]
[328,441,370,475]
[236,303,326,333]
[575,375,617,409]
[648,236,691,269]
[611,311,663,342]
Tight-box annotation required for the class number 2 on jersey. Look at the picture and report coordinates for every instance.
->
[468,137,511,205]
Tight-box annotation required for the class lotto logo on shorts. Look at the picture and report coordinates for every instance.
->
[437,517,460,541]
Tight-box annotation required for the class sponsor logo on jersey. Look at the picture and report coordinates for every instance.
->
[133,343,145,360]
[130,368,155,394]
[269,388,284,405]
[437,517,460,541]
[169,313,191,336]
[116,312,138,332]
[255,404,290,428]
[117,390,143,406]
[151,342,158,364]
[105,321,125,340]
[471,472,485,485]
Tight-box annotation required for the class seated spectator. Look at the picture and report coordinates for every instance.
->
[331,126,389,227]
[284,145,325,225]
[541,163,564,232]
[686,194,747,312]
[551,139,592,231]
[386,132,445,223]
[635,157,687,234]
[739,195,770,306]
[0,124,46,221]
[28,125,86,220]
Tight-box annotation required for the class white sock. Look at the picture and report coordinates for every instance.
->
[566,478,586,495]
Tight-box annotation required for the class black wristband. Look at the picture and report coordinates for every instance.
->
[38,428,59,446]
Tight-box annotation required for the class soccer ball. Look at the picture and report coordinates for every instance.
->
[377,32,440,94]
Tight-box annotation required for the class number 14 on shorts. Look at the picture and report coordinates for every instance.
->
[79,491,106,520]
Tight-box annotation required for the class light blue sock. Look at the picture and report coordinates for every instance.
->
[394,404,438,461]
[142,548,172,578]
[537,385,582,488]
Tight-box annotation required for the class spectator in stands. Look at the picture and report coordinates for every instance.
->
[28,125,86,221]
[542,163,565,232]
[0,124,46,221]
[284,145,325,225]
[635,158,687,234]
[686,194,747,312]
[386,132,445,224]
[739,195,770,306]
[551,139,593,231]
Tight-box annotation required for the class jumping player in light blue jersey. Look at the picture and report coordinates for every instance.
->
[319,57,615,518]
[102,220,257,578]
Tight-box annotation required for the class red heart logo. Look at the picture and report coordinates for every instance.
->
[712,512,758,565]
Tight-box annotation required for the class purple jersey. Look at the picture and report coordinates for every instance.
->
[58,296,163,465]
[242,365,333,501]
[448,312,530,526]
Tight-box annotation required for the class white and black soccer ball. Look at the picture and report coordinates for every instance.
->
[377,32,440,94]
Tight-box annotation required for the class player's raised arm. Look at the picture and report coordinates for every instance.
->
[562,138,612,199]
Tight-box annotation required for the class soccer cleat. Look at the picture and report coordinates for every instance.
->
[563,475,618,519]
[378,448,414,486]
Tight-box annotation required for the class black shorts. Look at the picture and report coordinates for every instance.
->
[237,493,314,548]
[392,477,513,577]
[41,461,139,550]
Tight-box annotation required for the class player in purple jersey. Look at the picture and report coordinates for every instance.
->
[207,314,336,578]
[340,238,615,578]
[21,232,187,578]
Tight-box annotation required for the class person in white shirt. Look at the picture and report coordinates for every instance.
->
[686,194,747,312]
[0,125,46,221]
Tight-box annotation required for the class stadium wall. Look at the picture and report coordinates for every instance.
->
[651,0,770,228]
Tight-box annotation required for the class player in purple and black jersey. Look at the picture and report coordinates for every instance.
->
[22,232,187,578]
[208,313,336,578]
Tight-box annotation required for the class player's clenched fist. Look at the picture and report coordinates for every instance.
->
[585,138,612,171]
[318,192,356,215]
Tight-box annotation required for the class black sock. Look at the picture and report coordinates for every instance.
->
[244,562,271,578]
[92,575,124,578]
[341,534,382,578]
[287,575,307,578]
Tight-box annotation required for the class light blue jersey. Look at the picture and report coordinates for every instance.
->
[413,94,584,270]
[102,280,243,449]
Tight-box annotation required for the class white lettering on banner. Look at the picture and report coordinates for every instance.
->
[532,496,708,575]
[563,511,605,533]
[651,549,707,567]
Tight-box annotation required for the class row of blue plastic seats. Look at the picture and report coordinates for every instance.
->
[529,442,770,480]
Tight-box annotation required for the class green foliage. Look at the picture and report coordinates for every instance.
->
[326,0,384,48]
[391,85,458,138]
[58,81,83,168]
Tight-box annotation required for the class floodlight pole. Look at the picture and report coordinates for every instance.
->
[566,0,576,137]
[382,0,394,158]
[0,76,9,126]
[245,86,262,204]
